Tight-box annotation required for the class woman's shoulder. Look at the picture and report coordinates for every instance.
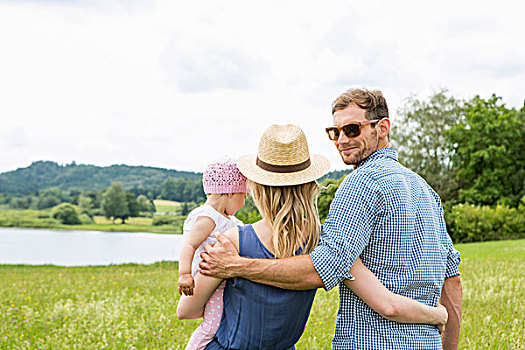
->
[221,225,242,253]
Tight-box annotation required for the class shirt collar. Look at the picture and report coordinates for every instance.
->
[355,148,398,168]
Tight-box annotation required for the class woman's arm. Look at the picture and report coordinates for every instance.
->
[177,226,240,320]
[343,258,448,326]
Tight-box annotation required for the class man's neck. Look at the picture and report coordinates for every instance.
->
[353,143,390,169]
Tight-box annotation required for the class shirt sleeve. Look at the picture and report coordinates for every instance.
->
[445,242,461,278]
[310,172,384,291]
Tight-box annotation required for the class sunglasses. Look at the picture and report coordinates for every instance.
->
[325,119,381,141]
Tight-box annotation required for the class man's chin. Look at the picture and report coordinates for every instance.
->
[340,155,357,165]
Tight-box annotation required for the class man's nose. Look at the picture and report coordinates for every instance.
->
[337,130,350,144]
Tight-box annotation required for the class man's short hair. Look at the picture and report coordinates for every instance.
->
[331,88,389,120]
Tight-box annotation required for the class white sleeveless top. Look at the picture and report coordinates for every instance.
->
[182,204,244,276]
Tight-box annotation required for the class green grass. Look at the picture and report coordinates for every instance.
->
[0,210,182,234]
[0,240,524,349]
[454,240,524,348]
[153,200,181,214]
[155,205,181,213]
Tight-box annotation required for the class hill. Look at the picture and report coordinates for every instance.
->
[320,169,350,182]
[0,161,202,195]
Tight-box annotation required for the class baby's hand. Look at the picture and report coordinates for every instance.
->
[178,274,195,296]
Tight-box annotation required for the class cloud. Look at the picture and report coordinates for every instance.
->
[3,127,29,149]
[160,42,269,92]
[0,0,153,13]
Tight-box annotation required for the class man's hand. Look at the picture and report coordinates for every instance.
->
[199,233,243,279]
[177,273,195,296]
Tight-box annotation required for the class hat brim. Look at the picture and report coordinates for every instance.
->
[237,154,330,186]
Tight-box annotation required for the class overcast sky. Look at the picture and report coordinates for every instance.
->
[1,0,524,174]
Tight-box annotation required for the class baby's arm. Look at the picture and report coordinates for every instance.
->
[178,216,216,296]
[343,259,448,330]
[177,226,239,319]
[177,272,223,319]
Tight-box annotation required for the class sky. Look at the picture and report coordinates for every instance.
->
[1,0,524,174]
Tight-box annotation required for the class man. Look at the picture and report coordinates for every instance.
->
[200,88,462,349]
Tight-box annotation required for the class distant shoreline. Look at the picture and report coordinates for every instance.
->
[0,210,183,234]
[0,224,181,234]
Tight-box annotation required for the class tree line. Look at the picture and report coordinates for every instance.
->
[0,177,206,211]
[0,161,202,195]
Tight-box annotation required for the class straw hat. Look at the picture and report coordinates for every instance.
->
[237,124,330,186]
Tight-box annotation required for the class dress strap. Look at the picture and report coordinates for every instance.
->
[237,224,274,259]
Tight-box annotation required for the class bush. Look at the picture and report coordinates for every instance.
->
[9,197,30,209]
[36,212,51,219]
[445,203,525,243]
[0,210,58,227]
[52,203,81,225]
[79,213,95,224]
[152,215,186,229]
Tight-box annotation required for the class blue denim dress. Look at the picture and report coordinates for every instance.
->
[205,224,317,350]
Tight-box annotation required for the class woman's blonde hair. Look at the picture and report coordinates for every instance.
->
[249,180,321,258]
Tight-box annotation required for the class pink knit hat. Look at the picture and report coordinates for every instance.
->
[202,158,248,194]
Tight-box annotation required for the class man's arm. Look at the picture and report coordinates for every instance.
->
[199,233,324,290]
[439,275,462,350]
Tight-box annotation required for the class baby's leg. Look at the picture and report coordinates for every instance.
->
[184,281,226,350]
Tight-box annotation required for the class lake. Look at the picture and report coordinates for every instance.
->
[0,227,184,266]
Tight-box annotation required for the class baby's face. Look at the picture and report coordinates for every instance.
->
[226,192,247,215]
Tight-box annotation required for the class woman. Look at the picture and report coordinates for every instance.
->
[177,124,447,349]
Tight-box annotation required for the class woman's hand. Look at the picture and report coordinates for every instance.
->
[178,273,195,296]
[435,302,448,334]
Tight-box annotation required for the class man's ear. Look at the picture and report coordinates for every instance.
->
[378,118,391,139]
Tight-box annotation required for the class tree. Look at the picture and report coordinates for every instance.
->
[160,178,179,201]
[126,192,140,218]
[447,95,525,207]
[102,183,129,223]
[9,197,30,209]
[181,202,189,216]
[78,194,93,212]
[52,203,81,225]
[235,196,262,224]
[391,89,464,202]
[36,195,61,209]
[137,194,155,213]
[40,187,66,202]
[318,177,346,223]
[159,177,205,203]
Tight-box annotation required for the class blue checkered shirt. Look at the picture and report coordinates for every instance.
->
[310,148,461,350]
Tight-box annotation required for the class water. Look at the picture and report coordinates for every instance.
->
[0,227,184,266]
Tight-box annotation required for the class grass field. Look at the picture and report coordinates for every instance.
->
[153,200,181,214]
[1,240,523,349]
